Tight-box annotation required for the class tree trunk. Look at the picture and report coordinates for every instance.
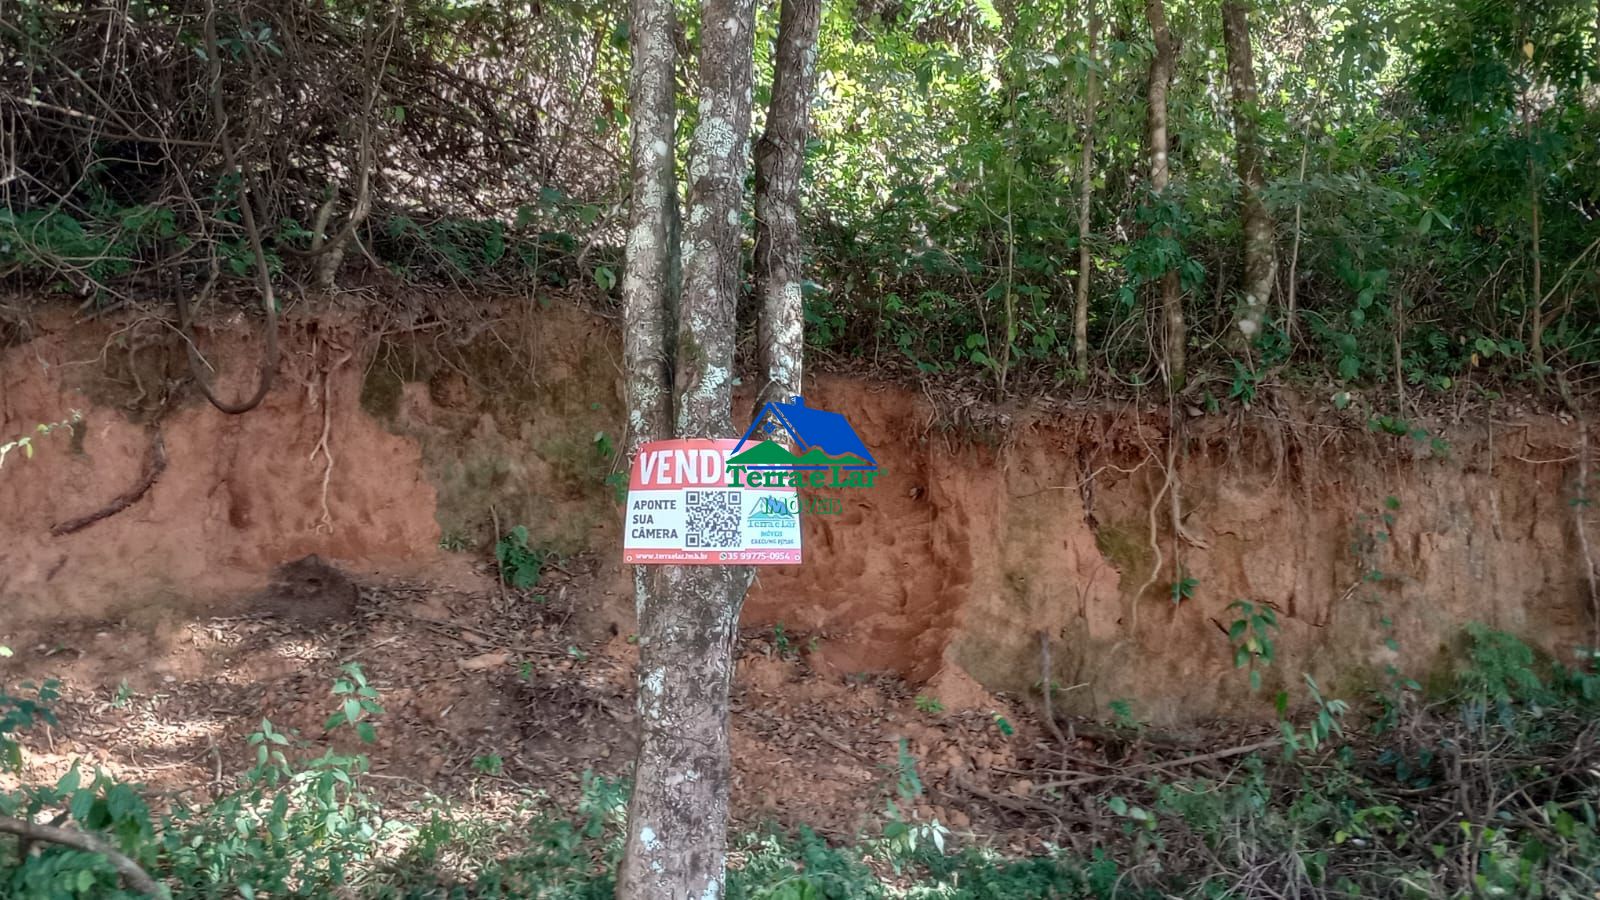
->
[1072,8,1100,372]
[754,0,821,406]
[1522,54,1544,380]
[1145,0,1185,389]
[1530,171,1544,376]
[1221,0,1275,342]
[621,0,677,457]
[617,0,757,892]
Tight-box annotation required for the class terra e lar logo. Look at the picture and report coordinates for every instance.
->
[728,396,879,518]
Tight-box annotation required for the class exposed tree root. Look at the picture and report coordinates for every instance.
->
[1038,630,1074,749]
[50,431,166,536]
[174,0,280,417]
[308,348,353,534]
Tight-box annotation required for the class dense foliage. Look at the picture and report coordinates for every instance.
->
[2,0,1597,400]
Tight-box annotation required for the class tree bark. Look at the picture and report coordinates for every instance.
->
[754,0,821,407]
[617,0,757,893]
[1221,0,1276,343]
[621,0,677,457]
[1072,8,1100,372]
[1145,0,1185,389]
[674,0,756,440]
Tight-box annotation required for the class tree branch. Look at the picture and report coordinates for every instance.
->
[0,815,162,896]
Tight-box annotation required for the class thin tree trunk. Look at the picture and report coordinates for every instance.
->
[1285,128,1310,335]
[1072,8,1100,373]
[621,0,677,458]
[617,0,757,892]
[1529,170,1545,376]
[1221,0,1275,342]
[754,0,821,406]
[1523,53,1544,380]
[616,0,680,889]
[1146,0,1185,389]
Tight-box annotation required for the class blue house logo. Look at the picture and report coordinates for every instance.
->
[727,396,880,489]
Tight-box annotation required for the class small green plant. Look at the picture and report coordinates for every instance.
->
[438,529,471,552]
[111,679,133,710]
[0,678,60,772]
[1457,622,1549,729]
[1227,359,1261,405]
[1367,415,1450,458]
[0,411,81,470]
[1169,571,1199,605]
[913,695,944,715]
[604,471,629,504]
[880,739,950,870]
[1108,698,1142,731]
[324,662,384,743]
[472,754,505,776]
[566,644,589,662]
[495,525,546,589]
[1275,674,1350,756]
[1226,600,1278,692]
[772,622,792,657]
[1105,794,1163,859]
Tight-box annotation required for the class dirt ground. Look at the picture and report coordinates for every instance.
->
[0,552,1074,851]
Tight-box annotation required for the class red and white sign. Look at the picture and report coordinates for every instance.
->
[623,438,801,565]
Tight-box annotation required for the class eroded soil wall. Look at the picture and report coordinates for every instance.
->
[2,301,1592,721]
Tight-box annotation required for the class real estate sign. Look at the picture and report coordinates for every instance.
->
[622,438,802,565]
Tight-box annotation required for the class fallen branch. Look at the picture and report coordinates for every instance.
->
[51,432,167,536]
[807,724,878,767]
[1032,737,1281,792]
[0,815,162,895]
[946,775,1096,825]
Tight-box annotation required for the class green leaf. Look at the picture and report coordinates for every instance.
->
[971,0,1001,30]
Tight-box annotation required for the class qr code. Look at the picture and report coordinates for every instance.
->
[685,490,742,549]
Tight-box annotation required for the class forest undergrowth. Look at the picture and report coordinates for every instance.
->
[3,622,1597,899]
